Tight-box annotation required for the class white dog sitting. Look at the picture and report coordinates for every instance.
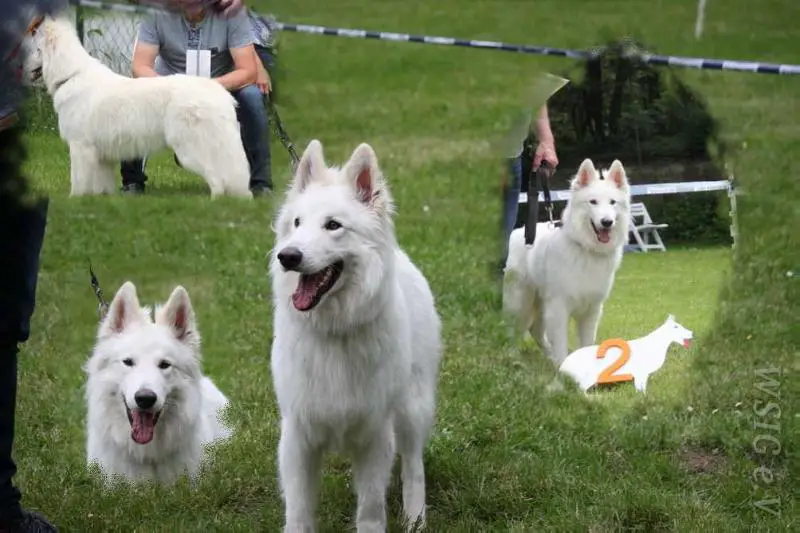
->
[21,15,252,197]
[84,281,232,485]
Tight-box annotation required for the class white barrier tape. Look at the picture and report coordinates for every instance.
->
[518,179,732,204]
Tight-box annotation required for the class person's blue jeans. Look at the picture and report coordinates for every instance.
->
[231,84,272,189]
[501,155,523,262]
[121,83,273,190]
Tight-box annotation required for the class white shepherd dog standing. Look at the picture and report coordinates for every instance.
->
[269,140,444,532]
[21,14,252,197]
[503,158,632,366]
[85,281,232,485]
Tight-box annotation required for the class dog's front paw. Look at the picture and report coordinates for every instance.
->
[283,521,316,533]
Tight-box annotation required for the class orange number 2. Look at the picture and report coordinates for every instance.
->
[596,338,634,384]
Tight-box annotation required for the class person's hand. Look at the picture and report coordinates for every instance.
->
[256,63,271,94]
[533,140,558,169]
[213,0,245,17]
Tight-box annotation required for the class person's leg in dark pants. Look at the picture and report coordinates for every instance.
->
[0,198,56,533]
[119,159,148,195]
[501,155,523,266]
[231,84,272,194]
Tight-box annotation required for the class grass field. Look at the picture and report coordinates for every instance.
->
[14,0,797,531]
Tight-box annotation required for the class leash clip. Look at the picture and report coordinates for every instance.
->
[89,262,109,321]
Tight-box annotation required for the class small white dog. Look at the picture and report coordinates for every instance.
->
[269,140,444,532]
[503,158,632,366]
[21,15,252,197]
[85,281,232,485]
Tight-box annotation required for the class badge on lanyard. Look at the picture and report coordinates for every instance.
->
[186,49,211,77]
[185,22,211,78]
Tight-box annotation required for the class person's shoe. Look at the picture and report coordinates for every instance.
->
[121,183,145,195]
[250,183,272,197]
[0,510,58,533]
[0,111,20,133]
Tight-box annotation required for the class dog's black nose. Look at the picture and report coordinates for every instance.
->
[134,389,157,409]
[601,218,614,228]
[277,247,303,270]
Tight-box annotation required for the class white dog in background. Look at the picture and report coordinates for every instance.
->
[21,15,252,197]
[85,281,232,485]
[503,158,632,366]
[269,140,444,532]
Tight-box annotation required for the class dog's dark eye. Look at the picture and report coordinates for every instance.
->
[158,360,172,370]
[293,217,300,227]
[122,358,134,367]
[324,219,342,231]
[589,199,598,205]
[610,199,617,205]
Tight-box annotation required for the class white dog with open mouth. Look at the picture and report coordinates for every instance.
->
[84,281,232,485]
[269,140,444,532]
[20,14,252,197]
[503,158,632,366]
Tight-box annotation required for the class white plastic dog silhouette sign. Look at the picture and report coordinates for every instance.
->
[559,315,693,393]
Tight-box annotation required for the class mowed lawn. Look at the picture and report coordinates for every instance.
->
[15,0,796,531]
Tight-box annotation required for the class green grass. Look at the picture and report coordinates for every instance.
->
[14,0,797,531]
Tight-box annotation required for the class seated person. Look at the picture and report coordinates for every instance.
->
[120,2,272,196]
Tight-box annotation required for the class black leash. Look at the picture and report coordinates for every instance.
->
[523,158,560,246]
[89,262,109,320]
[266,97,300,170]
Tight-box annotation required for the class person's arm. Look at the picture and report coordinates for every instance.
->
[214,10,257,91]
[214,44,257,90]
[213,0,246,17]
[254,50,271,94]
[533,106,559,168]
[131,16,161,78]
[131,41,160,78]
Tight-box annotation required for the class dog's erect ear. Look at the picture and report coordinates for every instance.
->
[98,281,145,339]
[572,158,597,189]
[157,286,201,351]
[292,139,326,193]
[343,143,382,205]
[607,159,629,189]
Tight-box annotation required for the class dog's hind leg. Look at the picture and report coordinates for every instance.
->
[168,119,252,198]
[351,422,395,533]
[576,304,603,348]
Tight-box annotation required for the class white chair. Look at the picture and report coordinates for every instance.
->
[628,201,669,252]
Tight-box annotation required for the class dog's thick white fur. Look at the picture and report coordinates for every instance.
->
[21,15,252,197]
[85,281,232,485]
[269,140,443,532]
[503,158,632,366]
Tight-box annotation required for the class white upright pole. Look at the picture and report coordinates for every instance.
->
[695,0,708,39]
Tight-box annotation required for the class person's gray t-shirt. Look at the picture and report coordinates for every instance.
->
[136,10,255,78]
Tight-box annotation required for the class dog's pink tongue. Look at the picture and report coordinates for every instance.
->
[597,229,611,243]
[131,410,156,445]
[292,272,325,311]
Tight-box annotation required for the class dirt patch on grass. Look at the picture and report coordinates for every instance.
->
[678,445,728,475]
